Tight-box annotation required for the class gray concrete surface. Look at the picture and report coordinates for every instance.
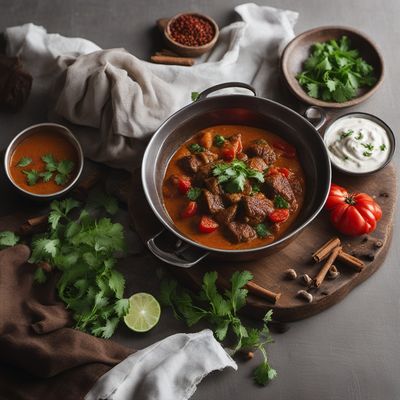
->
[0,1,399,399]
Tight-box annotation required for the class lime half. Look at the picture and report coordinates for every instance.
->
[124,293,161,332]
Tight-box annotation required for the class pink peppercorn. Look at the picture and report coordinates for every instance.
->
[169,14,215,47]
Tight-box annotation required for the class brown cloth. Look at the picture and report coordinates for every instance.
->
[0,245,134,400]
[0,55,32,112]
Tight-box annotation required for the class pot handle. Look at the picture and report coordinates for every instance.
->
[304,106,327,131]
[147,229,210,268]
[196,82,257,101]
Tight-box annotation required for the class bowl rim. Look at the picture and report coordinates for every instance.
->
[280,25,385,109]
[4,122,84,198]
[164,12,219,50]
[141,93,332,254]
[322,111,395,176]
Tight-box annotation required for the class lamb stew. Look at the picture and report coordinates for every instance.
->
[162,125,306,250]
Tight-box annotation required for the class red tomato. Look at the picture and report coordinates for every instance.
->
[181,201,198,218]
[221,144,236,161]
[177,176,191,194]
[267,167,290,177]
[199,216,219,233]
[325,183,382,236]
[268,209,290,223]
[273,142,296,158]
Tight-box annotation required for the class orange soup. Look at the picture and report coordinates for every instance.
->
[9,130,79,195]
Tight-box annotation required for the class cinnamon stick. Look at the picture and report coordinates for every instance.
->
[246,281,281,304]
[337,250,365,272]
[150,55,194,66]
[18,215,48,236]
[313,246,342,288]
[312,237,341,262]
[156,49,179,57]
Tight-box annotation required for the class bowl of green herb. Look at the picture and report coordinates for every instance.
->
[280,26,384,108]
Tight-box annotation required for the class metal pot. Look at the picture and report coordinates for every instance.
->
[141,82,331,267]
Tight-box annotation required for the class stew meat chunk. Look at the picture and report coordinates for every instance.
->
[202,189,224,214]
[246,139,276,165]
[163,125,304,249]
[242,193,274,225]
[264,173,296,205]
[226,222,257,243]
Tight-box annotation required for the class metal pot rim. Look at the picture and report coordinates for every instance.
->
[142,92,331,255]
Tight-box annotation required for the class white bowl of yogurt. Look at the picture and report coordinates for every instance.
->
[323,112,395,175]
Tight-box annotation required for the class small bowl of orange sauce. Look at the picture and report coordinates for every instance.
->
[4,123,84,200]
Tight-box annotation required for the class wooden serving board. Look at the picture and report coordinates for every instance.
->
[129,165,396,321]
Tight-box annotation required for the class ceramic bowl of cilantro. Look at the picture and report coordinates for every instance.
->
[280,26,384,108]
[4,123,84,200]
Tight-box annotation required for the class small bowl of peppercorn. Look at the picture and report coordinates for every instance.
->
[164,12,219,57]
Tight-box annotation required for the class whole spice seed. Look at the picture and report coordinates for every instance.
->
[297,290,313,303]
[374,240,383,248]
[328,265,340,280]
[300,274,312,286]
[169,14,215,47]
[284,268,297,280]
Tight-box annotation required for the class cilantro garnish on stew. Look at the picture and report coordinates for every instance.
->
[212,159,264,193]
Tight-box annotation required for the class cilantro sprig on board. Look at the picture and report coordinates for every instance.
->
[160,270,277,386]
[212,160,264,193]
[0,231,20,249]
[297,36,377,102]
[29,193,128,339]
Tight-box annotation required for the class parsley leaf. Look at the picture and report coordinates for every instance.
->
[17,157,32,167]
[188,143,205,154]
[355,132,364,140]
[212,160,264,193]
[191,91,200,101]
[0,231,20,249]
[42,154,74,185]
[296,35,377,103]
[213,135,226,147]
[23,170,40,186]
[42,154,58,172]
[361,143,374,151]
[187,187,202,201]
[340,130,353,139]
[274,195,289,209]
[34,268,47,284]
[160,271,276,386]
[29,193,127,339]
[363,151,372,157]
[254,362,278,385]
[39,171,53,182]
[255,223,271,238]
[380,144,387,151]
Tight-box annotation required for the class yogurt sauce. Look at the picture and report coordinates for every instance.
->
[324,116,391,173]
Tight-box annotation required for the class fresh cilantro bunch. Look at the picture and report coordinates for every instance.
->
[30,193,129,339]
[160,270,277,386]
[297,35,377,102]
[212,160,264,193]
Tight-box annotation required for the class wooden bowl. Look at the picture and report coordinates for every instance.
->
[164,12,219,57]
[280,26,384,108]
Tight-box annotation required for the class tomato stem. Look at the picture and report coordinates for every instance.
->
[345,194,356,205]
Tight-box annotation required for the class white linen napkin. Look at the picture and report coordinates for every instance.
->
[85,329,237,400]
[5,3,298,170]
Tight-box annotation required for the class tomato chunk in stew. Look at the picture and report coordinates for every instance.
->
[162,125,305,250]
